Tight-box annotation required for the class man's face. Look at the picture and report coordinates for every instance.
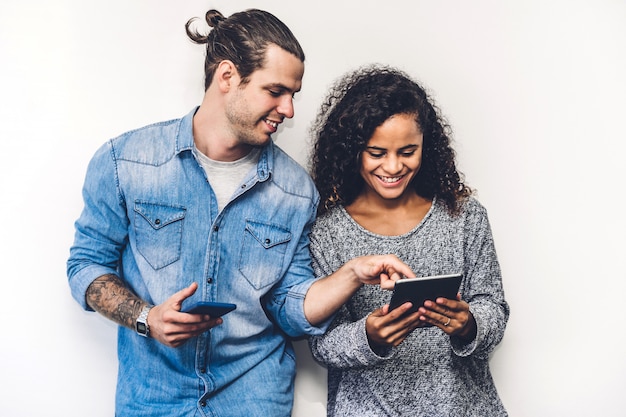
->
[225,44,304,148]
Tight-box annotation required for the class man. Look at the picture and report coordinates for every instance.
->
[67,8,413,417]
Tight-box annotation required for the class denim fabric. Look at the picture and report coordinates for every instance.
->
[67,108,325,417]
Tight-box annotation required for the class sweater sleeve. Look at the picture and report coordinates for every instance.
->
[309,308,394,368]
[451,203,509,358]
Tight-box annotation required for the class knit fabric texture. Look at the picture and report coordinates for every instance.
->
[308,197,509,416]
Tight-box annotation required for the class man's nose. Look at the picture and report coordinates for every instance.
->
[277,96,295,119]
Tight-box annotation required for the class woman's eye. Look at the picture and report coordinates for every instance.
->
[368,152,385,158]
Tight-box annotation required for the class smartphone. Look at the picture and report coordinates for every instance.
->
[182,301,237,317]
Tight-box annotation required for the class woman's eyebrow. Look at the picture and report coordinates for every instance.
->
[365,144,419,151]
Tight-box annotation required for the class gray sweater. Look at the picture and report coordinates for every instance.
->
[309,197,509,416]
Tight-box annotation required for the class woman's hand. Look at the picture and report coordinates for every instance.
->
[418,294,477,341]
[366,302,422,348]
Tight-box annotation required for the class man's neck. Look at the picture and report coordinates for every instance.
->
[192,98,252,162]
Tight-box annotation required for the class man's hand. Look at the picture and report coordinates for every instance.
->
[148,282,223,348]
[86,276,222,348]
[304,254,413,325]
[347,254,414,290]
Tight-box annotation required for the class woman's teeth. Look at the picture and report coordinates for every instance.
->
[379,176,402,183]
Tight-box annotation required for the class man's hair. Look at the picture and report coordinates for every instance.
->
[310,64,472,216]
[185,9,305,90]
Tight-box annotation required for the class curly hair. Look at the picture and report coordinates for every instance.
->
[309,65,472,216]
[185,9,305,90]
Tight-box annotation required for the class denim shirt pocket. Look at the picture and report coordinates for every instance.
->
[239,220,292,290]
[134,201,186,270]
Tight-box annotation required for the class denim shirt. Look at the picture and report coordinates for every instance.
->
[67,108,326,417]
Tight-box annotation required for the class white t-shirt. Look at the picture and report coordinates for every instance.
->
[195,146,261,212]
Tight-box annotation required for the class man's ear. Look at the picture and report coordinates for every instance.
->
[214,60,240,92]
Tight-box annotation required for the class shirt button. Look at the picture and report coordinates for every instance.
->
[155,219,161,225]
[200,368,206,373]
[265,239,271,245]
[213,225,219,232]
[200,401,206,407]
[207,277,213,284]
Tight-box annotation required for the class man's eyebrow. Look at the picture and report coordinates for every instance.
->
[266,83,301,93]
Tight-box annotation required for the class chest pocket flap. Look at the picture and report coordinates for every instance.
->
[240,220,292,289]
[134,201,186,270]
[245,220,291,249]
[134,202,186,229]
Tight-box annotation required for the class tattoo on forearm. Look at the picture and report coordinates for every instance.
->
[86,274,145,329]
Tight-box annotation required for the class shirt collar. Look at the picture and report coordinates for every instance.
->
[178,106,274,182]
[175,107,198,154]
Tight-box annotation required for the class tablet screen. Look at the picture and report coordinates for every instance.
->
[389,273,463,312]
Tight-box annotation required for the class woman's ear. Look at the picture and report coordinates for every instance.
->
[214,60,240,92]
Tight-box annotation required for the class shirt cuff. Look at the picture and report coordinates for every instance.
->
[69,264,119,311]
[283,279,330,336]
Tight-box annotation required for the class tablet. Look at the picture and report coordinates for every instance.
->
[389,273,463,312]
[182,301,237,317]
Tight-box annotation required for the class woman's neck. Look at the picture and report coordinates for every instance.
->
[345,192,432,236]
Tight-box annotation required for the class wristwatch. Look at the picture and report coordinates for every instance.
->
[136,305,153,337]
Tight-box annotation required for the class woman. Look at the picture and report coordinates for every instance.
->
[308,65,509,416]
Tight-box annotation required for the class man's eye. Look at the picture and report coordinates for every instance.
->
[269,90,281,97]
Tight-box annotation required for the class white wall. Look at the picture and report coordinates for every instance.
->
[1,1,625,415]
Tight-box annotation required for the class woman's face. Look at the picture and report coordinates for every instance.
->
[359,113,423,201]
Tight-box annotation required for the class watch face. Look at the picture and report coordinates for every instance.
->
[137,322,148,334]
